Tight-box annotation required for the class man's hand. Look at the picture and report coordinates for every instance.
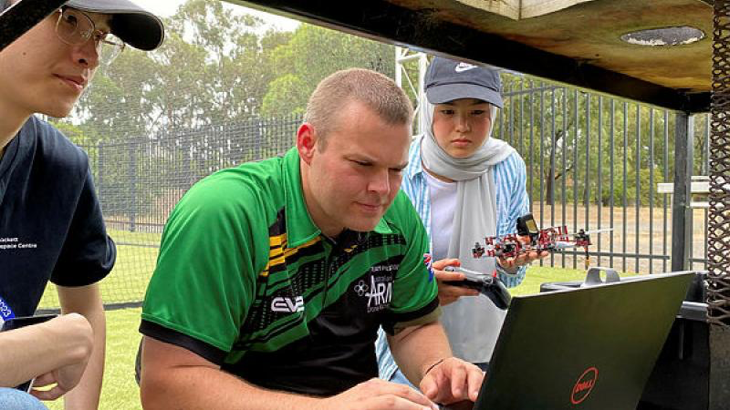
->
[497,235,550,271]
[419,357,484,405]
[433,258,479,305]
[321,378,438,410]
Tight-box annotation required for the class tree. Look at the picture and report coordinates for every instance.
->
[167,0,276,122]
[49,120,93,146]
[71,0,286,143]
[261,74,309,117]
[261,24,395,117]
[71,47,161,143]
[496,76,680,209]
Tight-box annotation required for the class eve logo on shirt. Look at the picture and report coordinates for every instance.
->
[271,296,304,313]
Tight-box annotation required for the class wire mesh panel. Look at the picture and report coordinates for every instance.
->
[708,0,730,326]
[38,116,300,309]
[98,117,298,305]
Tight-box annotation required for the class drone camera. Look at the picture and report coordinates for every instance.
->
[517,213,539,238]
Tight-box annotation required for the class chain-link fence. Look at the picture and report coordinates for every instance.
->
[39,115,301,309]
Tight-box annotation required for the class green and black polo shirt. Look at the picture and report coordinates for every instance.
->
[140,147,439,396]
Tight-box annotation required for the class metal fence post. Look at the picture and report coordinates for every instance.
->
[257,117,264,160]
[129,140,137,233]
[671,113,694,272]
[98,141,104,208]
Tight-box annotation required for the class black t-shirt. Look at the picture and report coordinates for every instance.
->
[0,116,115,317]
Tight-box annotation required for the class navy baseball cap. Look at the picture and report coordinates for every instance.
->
[425,57,503,108]
[66,0,165,51]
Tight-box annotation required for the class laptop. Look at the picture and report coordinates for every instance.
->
[442,271,693,410]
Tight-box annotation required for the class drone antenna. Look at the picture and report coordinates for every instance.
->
[583,227,614,235]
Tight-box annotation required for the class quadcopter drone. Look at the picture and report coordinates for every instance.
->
[471,213,612,269]
[444,214,610,310]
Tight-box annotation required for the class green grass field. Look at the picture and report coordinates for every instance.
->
[45,308,143,410]
[41,265,633,409]
[38,229,159,310]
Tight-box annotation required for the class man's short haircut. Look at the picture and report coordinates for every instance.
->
[304,68,413,147]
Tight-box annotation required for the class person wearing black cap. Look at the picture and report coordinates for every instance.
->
[0,0,163,408]
[376,56,548,388]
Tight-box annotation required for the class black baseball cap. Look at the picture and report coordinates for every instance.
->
[66,0,165,51]
[425,57,503,108]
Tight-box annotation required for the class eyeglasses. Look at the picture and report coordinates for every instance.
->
[55,7,125,65]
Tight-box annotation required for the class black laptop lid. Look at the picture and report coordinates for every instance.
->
[468,271,693,410]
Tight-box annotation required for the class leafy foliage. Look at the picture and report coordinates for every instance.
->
[495,75,688,208]
[69,0,394,145]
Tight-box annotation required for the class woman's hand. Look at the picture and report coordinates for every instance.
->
[433,259,479,306]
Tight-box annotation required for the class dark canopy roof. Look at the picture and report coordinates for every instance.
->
[1,0,711,112]
[232,0,712,113]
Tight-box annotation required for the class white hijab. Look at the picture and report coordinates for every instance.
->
[420,100,514,270]
[420,101,515,363]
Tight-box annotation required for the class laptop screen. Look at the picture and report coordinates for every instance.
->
[442,271,692,410]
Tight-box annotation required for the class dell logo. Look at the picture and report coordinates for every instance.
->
[271,296,305,313]
[571,366,598,405]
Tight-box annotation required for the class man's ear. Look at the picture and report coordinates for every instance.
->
[297,123,317,165]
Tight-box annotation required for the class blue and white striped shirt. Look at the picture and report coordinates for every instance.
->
[376,135,531,381]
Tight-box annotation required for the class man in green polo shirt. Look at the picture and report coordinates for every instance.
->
[139,68,484,409]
